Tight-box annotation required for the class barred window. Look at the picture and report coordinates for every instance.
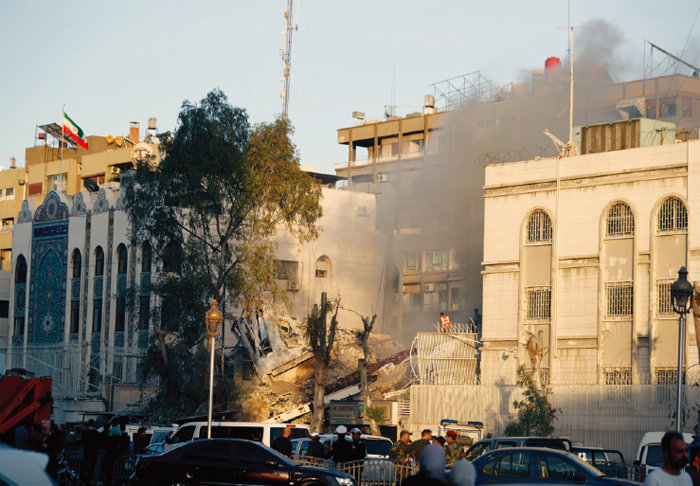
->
[605,282,633,317]
[606,202,634,237]
[526,210,552,243]
[604,368,632,385]
[525,287,551,320]
[539,370,550,387]
[658,197,687,232]
[657,280,674,316]
[656,368,683,385]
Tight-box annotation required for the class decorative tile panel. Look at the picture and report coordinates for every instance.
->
[15,284,26,313]
[34,192,69,222]
[94,276,103,298]
[71,278,81,300]
[117,275,127,296]
[115,332,125,348]
[138,330,149,348]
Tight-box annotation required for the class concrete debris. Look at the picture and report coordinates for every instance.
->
[235,312,411,422]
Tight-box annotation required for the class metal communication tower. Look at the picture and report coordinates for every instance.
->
[281,0,296,120]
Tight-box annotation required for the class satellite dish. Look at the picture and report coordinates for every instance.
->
[84,179,99,192]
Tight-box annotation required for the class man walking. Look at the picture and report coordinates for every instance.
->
[643,431,691,485]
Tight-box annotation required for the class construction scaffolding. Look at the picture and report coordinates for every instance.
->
[430,71,502,112]
[411,329,479,385]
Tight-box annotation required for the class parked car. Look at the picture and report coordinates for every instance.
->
[572,447,627,479]
[465,436,573,461]
[635,431,693,481]
[0,444,54,486]
[166,420,310,450]
[131,438,356,485]
[471,447,639,485]
[292,433,393,460]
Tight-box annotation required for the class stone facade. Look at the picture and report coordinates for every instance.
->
[482,139,700,385]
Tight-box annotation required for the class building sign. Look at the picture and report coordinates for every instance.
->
[329,401,395,425]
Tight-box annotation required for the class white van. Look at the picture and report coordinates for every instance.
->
[635,431,693,481]
[165,421,310,450]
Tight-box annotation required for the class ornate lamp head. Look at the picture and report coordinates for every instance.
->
[671,267,694,315]
[205,299,223,339]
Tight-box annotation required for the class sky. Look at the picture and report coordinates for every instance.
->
[1,1,698,175]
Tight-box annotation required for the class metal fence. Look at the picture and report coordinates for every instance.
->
[410,383,700,462]
[293,457,419,486]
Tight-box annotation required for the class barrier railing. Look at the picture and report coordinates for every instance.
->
[293,457,419,486]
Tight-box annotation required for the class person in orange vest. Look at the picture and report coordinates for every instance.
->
[439,312,451,331]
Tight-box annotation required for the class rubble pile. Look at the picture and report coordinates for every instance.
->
[237,327,410,422]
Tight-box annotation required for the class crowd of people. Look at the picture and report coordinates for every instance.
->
[389,428,474,486]
[3,417,148,485]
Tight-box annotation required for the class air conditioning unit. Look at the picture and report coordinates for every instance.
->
[424,283,435,292]
[377,173,389,183]
[287,280,299,291]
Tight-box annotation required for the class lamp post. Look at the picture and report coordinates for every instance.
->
[205,299,223,439]
[671,266,694,432]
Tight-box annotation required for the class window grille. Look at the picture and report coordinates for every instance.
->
[525,287,551,320]
[656,368,683,385]
[605,282,633,317]
[604,368,632,385]
[539,370,550,387]
[606,203,634,237]
[526,210,552,243]
[657,280,674,316]
[658,197,687,232]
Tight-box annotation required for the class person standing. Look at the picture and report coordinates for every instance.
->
[412,429,432,460]
[41,422,60,480]
[348,428,366,484]
[643,431,692,485]
[133,427,149,455]
[81,419,99,483]
[686,446,700,486]
[390,430,415,482]
[445,430,464,466]
[271,426,293,457]
[306,432,327,459]
[400,443,446,486]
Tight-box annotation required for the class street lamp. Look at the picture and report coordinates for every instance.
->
[205,299,223,439]
[671,266,694,432]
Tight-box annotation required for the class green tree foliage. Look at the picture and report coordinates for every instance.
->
[124,90,322,420]
[504,365,557,437]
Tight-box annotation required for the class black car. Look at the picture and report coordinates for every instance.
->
[471,447,639,485]
[130,438,356,486]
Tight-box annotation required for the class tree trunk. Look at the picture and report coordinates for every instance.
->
[312,358,328,433]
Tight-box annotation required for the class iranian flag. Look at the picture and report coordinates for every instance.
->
[63,112,89,149]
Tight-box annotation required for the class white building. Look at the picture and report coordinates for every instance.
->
[481,138,700,386]
[2,184,391,422]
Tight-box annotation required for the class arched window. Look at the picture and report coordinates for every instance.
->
[117,244,128,275]
[526,210,552,243]
[141,242,152,273]
[315,256,331,278]
[72,249,82,278]
[13,255,27,336]
[162,241,181,273]
[15,255,27,284]
[606,202,634,237]
[658,197,687,232]
[94,247,104,277]
[70,250,81,334]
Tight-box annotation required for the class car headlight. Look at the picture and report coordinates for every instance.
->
[335,477,355,486]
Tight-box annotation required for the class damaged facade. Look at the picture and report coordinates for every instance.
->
[1,182,398,423]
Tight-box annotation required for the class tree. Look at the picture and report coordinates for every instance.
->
[124,90,322,420]
[306,292,340,432]
[352,311,381,435]
[504,365,557,437]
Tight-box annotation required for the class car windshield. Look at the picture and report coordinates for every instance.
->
[366,439,392,456]
[646,445,664,467]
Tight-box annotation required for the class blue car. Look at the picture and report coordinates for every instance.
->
[471,447,640,485]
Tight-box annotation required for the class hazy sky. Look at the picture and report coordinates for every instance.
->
[1,1,698,174]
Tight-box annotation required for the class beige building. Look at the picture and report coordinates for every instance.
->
[334,73,700,344]
[481,134,700,386]
[0,121,159,271]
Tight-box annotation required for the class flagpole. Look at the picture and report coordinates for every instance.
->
[60,105,65,194]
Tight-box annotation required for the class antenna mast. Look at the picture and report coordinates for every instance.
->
[281,0,296,120]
